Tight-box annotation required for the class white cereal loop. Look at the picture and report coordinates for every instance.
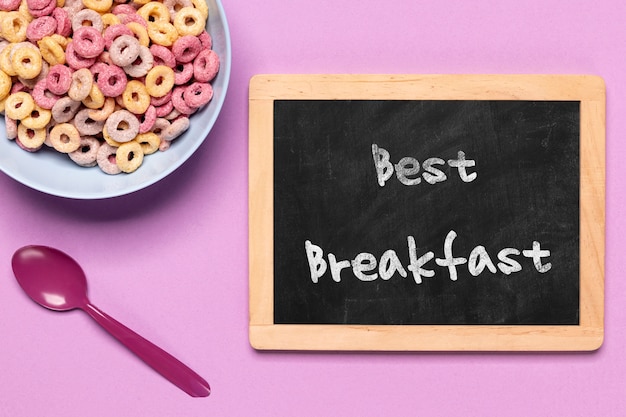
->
[96,142,121,175]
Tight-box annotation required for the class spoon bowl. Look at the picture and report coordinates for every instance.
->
[11,245,210,397]
[13,245,88,311]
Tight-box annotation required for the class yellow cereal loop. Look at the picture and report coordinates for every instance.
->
[16,124,46,149]
[131,0,150,5]
[2,12,28,43]
[0,97,6,113]
[5,91,35,120]
[49,123,81,153]
[20,104,51,129]
[11,47,42,79]
[102,125,124,147]
[126,22,150,47]
[101,13,121,30]
[81,0,112,13]
[135,132,160,155]
[56,0,65,7]
[88,96,115,121]
[116,140,144,173]
[190,0,208,20]
[82,83,105,109]
[0,70,11,100]
[38,37,66,66]
[173,7,205,37]
[18,1,33,23]
[138,2,170,24]
[144,65,174,98]
[49,34,69,48]
[0,44,16,76]
[122,80,150,114]
[147,21,178,46]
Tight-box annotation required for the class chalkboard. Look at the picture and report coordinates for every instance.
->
[249,75,605,351]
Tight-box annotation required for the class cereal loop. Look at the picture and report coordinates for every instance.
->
[51,96,80,123]
[73,107,106,135]
[126,21,150,46]
[11,42,42,79]
[96,141,121,174]
[82,0,113,13]
[144,64,174,97]
[96,63,127,97]
[122,79,150,114]
[149,43,175,67]
[193,49,219,83]
[103,24,133,49]
[115,140,143,173]
[46,64,72,95]
[72,9,104,33]
[20,104,51,129]
[147,21,178,46]
[37,36,65,66]
[87,96,114,121]
[123,45,153,77]
[137,2,170,24]
[65,41,97,70]
[108,34,140,66]
[82,82,105,109]
[5,91,35,120]
[173,7,204,37]
[2,12,28,43]
[17,123,46,149]
[171,35,200,63]
[26,16,57,42]
[32,78,61,109]
[68,67,93,101]
[184,82,212,108]
[0,70,11,100]
[69,136,100,167]
[105,109,140,142]
[49,122,80,153]
[72,26,105,58]
[135,131,159,154]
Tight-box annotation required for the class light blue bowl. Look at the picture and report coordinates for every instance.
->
[0,0,231,199]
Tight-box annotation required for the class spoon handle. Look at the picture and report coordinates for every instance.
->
[82,302,210,397]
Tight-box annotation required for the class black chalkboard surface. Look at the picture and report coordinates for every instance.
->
[249,75,605,351]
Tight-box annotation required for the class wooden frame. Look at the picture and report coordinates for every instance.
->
[249,74,605,351]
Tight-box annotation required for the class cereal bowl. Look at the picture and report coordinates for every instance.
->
[0,0,231,199]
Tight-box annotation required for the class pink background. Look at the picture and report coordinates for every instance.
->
[1,0,624,415]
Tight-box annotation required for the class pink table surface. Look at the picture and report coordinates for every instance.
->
[1,0,625,416]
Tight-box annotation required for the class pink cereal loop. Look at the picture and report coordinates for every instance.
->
[150,90,171,107]
[137,104,156,133]
[197,30,212,50]
[193,49,220,83]
[103,24,134,49]
[171,35,201,64]
[112,4,137,15]
[26,16,57,42]
[96,64,127,97]
[171,86,196,114]
[149,44,176,68]
[154,100,173,117]
[28,0,56,17]
[73,26,106,59]
[65,42,97,70]
[52,8,72,37]
[119,13,147,28]
[173,62,193,85]
[183,82,213,108]
[32,78,61,109]
[46,64,72,95]
[0,0,21,11]
[5,114,18,139]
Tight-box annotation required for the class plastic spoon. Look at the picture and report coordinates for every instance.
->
[11,245,210,398]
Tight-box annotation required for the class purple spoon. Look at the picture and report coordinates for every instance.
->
[11,245,210,397]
